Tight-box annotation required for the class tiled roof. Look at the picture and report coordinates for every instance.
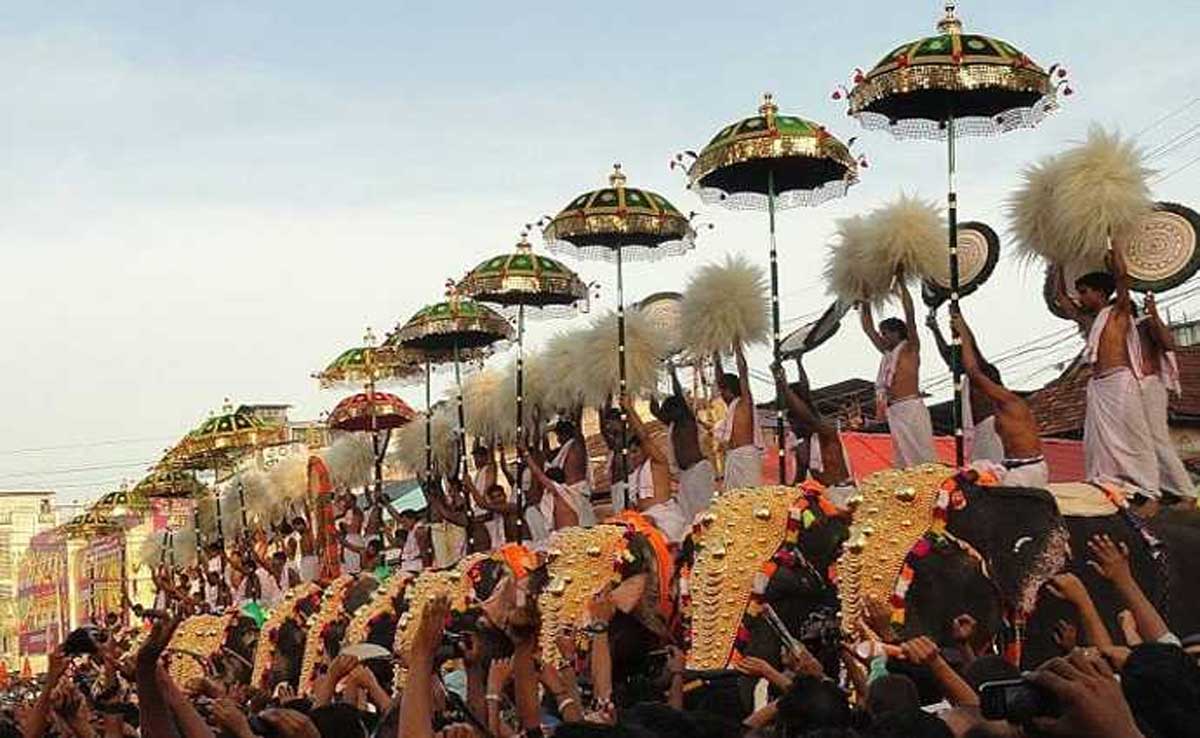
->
[1026,345,1200,437]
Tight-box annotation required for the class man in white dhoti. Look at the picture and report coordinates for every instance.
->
[860,278,936,467]
[547,418,592,511]
[714,341,763,489]
[1137,293,1196,501]
[927,313,1005,463]
[953,312,1049,489]
[621,395,689,543]
[650,368,715,520]
[521,446,596,530]
[1068,245,1160,498]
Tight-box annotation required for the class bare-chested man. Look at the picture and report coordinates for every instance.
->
[650,368,714,519]
[520,444,596,530]
[859,278,936,467]
[927,312,1004,463]
[770,360,857,507]
[951,312,1048,488]
[620,394,689,542]
[714,341,763,489]
[1137,293,1195,501]
[546,417,590,502]
[1071,242,1159,497]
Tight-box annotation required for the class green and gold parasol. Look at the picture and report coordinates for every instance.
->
[542,165,697,486]
[133,463,208,500]
[166,402,287,559]
[457,233,590,537]
[684,94,860,483]
[391,289,513,538]
[843,1,1065,464]
[313,328,424,390]
[90,483,151,518]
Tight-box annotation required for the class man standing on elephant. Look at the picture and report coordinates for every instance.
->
[621,393,689,543]
[770,360,857,507]
[650,367,715,519]
[859,275,936,467]
[952,312,1048,488]
[1073,241,1159,498]
[714,341,763,489]
[1137,293,1196,501]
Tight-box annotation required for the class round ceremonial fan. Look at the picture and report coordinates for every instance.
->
[636,291,685,358]
[1126,202,1200,293]
[921,221,1001,308]
[1042,202,1200,320]
[779,301,850,359]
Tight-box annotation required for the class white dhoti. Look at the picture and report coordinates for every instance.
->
[431,521,466,567]
[723,445,763,490]
[677,460,716,519]
[523,504,549,544]
[1140,374,1196,498]
[644,497,689,543]
[298,554,319,583]
[482,514,505,550]
[886,397,937,467]
[1001,457,1050,489]
[542,481,596,529]
[1085,368,1159,497]
[970,416,1005,463]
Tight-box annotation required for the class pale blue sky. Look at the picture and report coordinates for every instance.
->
[3,1,1199,502]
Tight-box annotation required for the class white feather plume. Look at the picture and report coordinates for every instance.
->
[825,215,891,304]
[1008,126,1153,269]
[459,368,505,443]
[540,330,593,412]
[322,434,374,490]
[574,310,668,406]
[866,194,946,280]
[680,254,770,357]
[390,405,459,477]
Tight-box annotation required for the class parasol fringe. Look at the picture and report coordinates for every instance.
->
[680,253,770,357]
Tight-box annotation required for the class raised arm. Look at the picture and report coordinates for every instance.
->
[896,278,919,350]
[621,395,669,465]
[859,302,888,353]
[421,479,468,527]
[771,363,821,436]
[952,314,1019,406]
[1143,293,1177,352]
[518,445,555,491]
[1111,238,1132,312]
[733,341,753,405]
[1054,267,1088,327]
[926,313,953,369]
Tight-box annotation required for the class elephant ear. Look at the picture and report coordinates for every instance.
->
[948,483,1070,616]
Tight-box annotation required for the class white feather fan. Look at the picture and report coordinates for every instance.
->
[540,330,593,412]
[825,215,891,304]
[574,310,668,407]
[390,405,459,477]
[866,194,946,280]
[680,254,770,357]
[459,368,505,443]
[322,434,374,490]
[1009,126,1153,269]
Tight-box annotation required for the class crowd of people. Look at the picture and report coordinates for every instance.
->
[2,251,1198,738]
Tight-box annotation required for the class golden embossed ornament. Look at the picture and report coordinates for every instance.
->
[536,525,629,666]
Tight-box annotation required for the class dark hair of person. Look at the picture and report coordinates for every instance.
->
[777,676,853,734]
[546,467,566,484]
[719,372,741,396]
[866,709,952,738]
[865,674,920,718]
[1075,270,1116,297]
[1121,643,1200,738]
[308,704,367,738]
[879,317,908,340]
[555,419,578,438]
[962,654,1019,693]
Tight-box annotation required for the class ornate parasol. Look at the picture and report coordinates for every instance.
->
[166,402,287,563]
[457,232,589,539]
[391,289,513,548]
[684,93,860,482]
[133,463,208,499]
[844,1,1065,463]
[542,164,697,481]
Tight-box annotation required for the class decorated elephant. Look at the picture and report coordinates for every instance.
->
[297,573,381,688]
[250,582,324,690]
[840,466,1200,669]
[679,482,849,716]
[165,611,261,688]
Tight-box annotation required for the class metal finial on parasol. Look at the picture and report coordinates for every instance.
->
[842,0,1065,465]
[457,231,589,540]
[683,93,860,483]
[542,164,698,496]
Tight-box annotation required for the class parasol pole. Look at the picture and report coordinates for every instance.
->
[424,358,433,476]
[237,479,248,537]
[768,169,787,484]
[365,343,387,554]
[947,115,964,467]
[616,243,630,510]
[453,340,476,549]
[515,302,527,543]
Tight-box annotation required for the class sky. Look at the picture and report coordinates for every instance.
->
[3,1,1200,506]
